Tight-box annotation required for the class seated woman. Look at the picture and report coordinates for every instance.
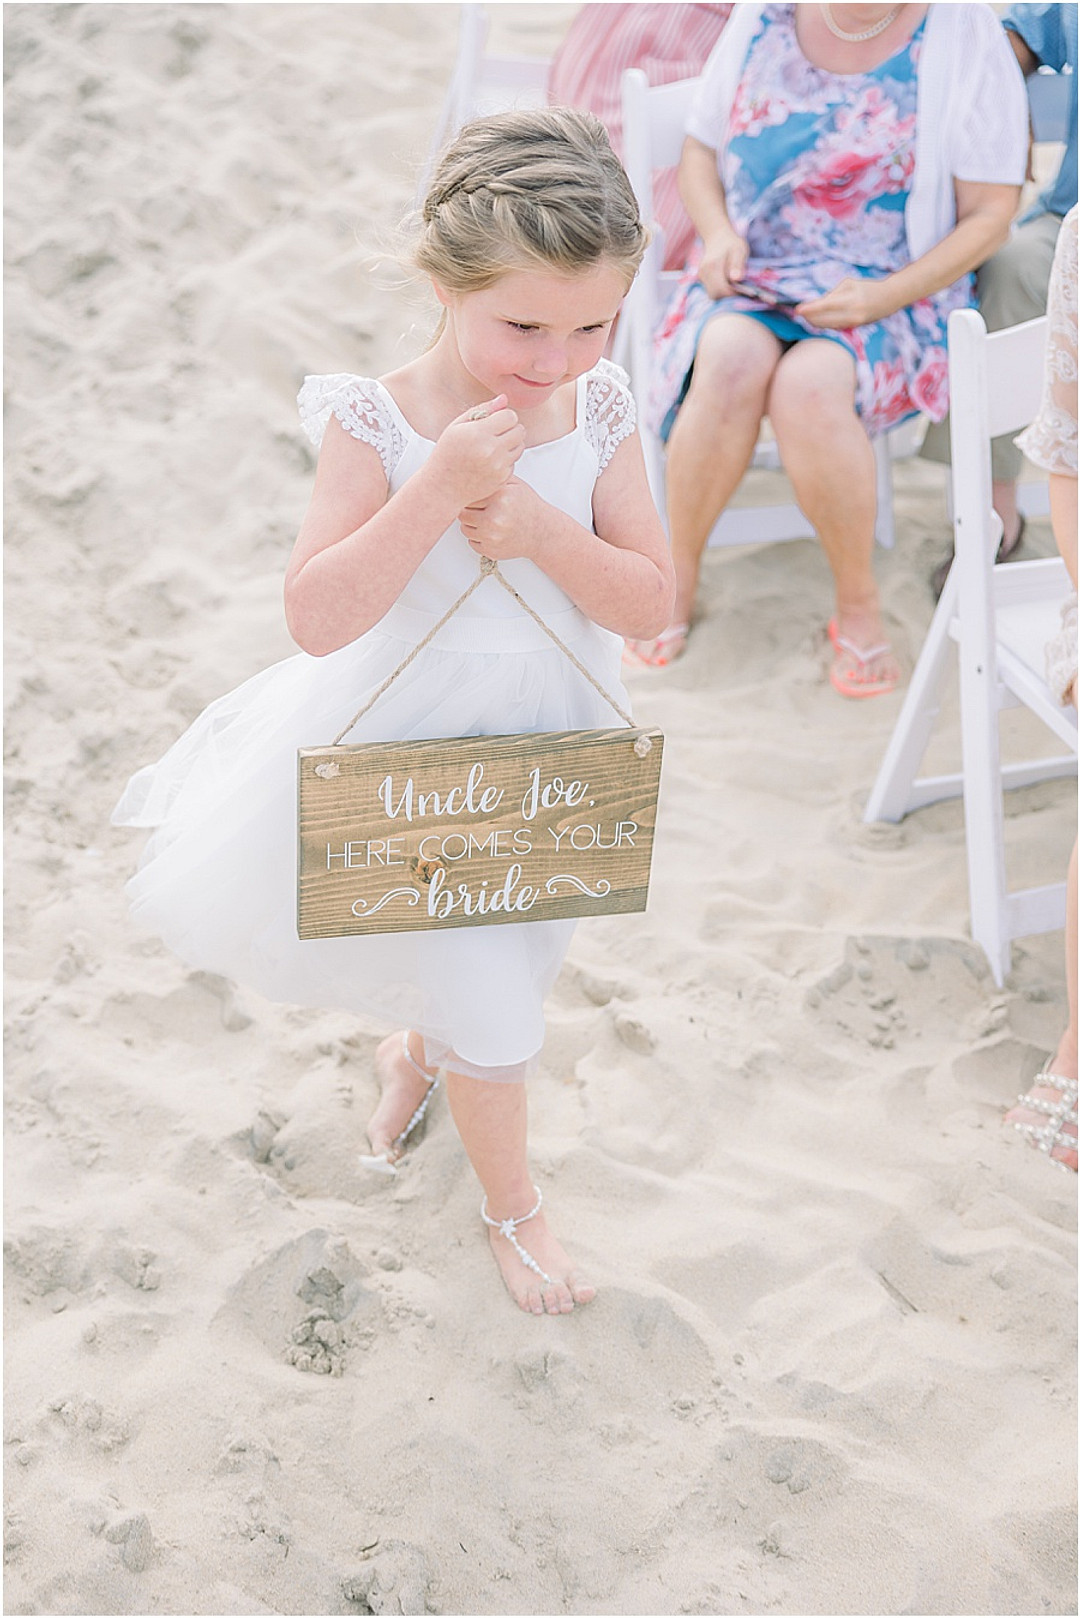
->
[628,2,1027,693]
[547,4,733,273]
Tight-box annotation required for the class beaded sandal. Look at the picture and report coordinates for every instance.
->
[1008,1064,1078,1172]
[358,1031,439,1175]
[480,1186,553,1284]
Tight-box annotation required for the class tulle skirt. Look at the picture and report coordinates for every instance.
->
[113,615,627,1071]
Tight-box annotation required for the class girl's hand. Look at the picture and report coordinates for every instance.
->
[428,395,526,507]
[796,277,889,330]
[459,477,545,561]
[698,226,749,299]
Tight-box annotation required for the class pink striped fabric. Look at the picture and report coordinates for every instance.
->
[548,4,732,270]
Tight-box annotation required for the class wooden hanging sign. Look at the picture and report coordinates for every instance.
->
[297,725,663,939]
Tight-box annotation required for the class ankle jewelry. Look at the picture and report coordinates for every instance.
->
[480,1187,553,1284]
[393,1031,439,1148]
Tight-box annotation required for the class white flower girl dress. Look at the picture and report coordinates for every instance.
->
[112,359,638,1074]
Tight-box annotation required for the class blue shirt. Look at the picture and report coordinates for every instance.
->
[1004,3,1078,219]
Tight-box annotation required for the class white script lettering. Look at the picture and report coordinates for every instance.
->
[378,762,504,823]
[426,862,538,919]
[520,768,590,822]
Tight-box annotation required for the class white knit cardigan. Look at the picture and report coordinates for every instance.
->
[685,2,1029,260]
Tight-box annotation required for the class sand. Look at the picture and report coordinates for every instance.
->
[4,5,1076,1615]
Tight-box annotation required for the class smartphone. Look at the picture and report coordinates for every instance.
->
[729,281,794,308]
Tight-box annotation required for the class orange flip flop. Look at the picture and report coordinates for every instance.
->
[827,618,898,699]
[623,624,690,669]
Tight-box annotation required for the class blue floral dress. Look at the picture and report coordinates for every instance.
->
[648,4,972,441]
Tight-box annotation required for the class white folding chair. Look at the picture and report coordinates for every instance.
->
[865,309,1077,985]
[619,67,909,550]
[418,4,551,200]
[950,66,1071,530]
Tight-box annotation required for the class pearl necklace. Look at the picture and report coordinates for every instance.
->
[821,4,902,42]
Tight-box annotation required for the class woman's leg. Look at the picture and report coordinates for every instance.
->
[443,1070,594,1316]
[628,314,782,663]
[767,338,899,690]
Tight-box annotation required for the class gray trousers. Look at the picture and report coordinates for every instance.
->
[920,209,1063,482]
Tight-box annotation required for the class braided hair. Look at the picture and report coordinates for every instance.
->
[414,106,647,294]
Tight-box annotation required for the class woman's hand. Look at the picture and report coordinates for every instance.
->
[698,225,750,299]
[459,477,546,561]
[796,276,890,330]
[428,395,526,508]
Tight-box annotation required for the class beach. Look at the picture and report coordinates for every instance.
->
[4,5,1077,1615]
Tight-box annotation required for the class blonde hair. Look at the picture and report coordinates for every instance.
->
[414,106,648,295]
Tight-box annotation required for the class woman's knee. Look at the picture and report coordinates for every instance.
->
[689,317,780,408]
[767,343,857,434]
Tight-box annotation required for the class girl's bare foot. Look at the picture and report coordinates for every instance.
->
[365,1031,438,1165]
[482,1193,596,1316]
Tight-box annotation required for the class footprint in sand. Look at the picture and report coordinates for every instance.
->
[53,931,95,986]
[5,1225,90,1305]
[187,969,253,1032]
[37,1393,133,1456]
[4,1510,27,1567]
[804,934,993,1050]
[237,1489,291,1552]
[862,1211,1072,1339]
[78,1311,169,1363]
[613,1010,657,1055]
[557,959,629,1007]
[107,1240,162,1293]
[103,1511,154,1573]
[250,1108,286,1164]
[214,1434,281,1478]
[217,1229,375,1375]
[503,1289,716,1439]
[682,1426,850,1567]
[241,1047,401,1202]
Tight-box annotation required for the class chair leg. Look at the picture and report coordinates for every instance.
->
[864,570,958,822]
[959,634,1012,987]
[873,436,895,549]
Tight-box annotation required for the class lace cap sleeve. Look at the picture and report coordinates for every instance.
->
[1016,208,1078,478]
[585,357,637,475]
[297,373,407,481]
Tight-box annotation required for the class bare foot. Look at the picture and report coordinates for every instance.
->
[484,1204,596,1317]
[365,1032,438,1164]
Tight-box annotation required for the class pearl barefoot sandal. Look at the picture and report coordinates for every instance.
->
[1008,1064,1078,1172]
[480,1186,553,1284]
[358,1031,440,1175]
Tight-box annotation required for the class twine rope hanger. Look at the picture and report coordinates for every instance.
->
[331,555,651,753]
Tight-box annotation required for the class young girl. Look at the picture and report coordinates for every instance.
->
[112,108,674,1316]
